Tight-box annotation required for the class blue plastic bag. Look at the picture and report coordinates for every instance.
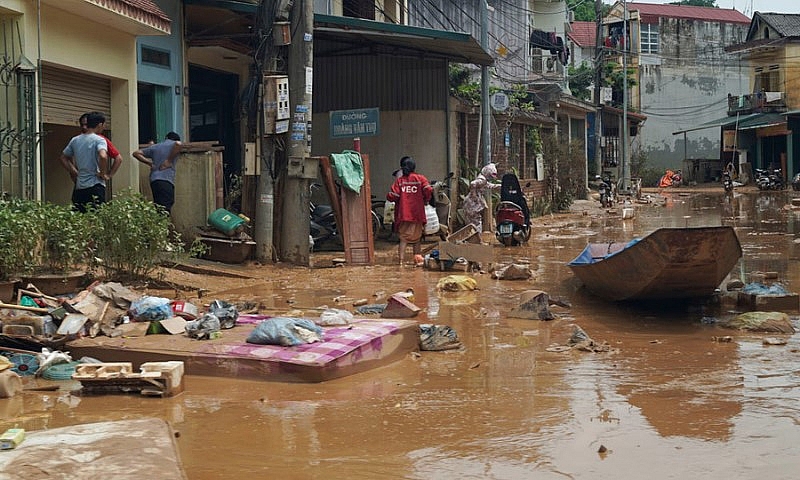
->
[246,317,324,346]
[129,296,173,322]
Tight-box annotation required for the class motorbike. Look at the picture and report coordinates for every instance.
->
[309,183,340,251]
[722,170,734,193]
[596,174,615,208]
[755,168,784,190]
[793,172,800,191]
[495,173,531,246]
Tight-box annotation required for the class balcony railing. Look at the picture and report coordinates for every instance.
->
[728,92,786,115]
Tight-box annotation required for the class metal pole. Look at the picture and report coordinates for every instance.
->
[480,0,493,231]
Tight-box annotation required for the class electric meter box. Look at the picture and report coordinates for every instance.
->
[263,75,290,134]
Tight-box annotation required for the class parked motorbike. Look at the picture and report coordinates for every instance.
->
[495,173,531,246]
[596,174,615,208]
[793,172,800,191]
[310,183,340,251]
[755,168,784,191]
[722,170,734,193]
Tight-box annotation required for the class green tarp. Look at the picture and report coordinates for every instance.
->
[330,150,364,193]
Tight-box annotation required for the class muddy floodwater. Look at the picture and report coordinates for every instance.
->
[5,188,800,479]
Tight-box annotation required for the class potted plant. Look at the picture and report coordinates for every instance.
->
[9,200,93,295]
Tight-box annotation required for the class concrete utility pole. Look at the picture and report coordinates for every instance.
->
[593,0,603,178]
[280,0,314,265]
[621,0,630,193]
[480,0,493,231]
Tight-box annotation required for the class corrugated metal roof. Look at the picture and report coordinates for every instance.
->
[568,21,596,47]
[755,13,800,37]
[314,14,493,66]
[628,2,750,25]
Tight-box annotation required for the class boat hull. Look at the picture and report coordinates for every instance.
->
[567,226,742,301]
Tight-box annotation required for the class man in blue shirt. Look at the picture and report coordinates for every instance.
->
[132,132,182,214]
[59,111,110,212]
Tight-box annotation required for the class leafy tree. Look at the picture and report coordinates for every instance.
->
[567,0,611,22]
[568,62,594,101]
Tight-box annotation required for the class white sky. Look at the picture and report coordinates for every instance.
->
[638,0,800,16]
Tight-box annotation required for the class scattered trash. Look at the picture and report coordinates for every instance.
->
[763,337,788,346]
[509,290,561,320]
[436,275,477,292]
[491,263,533,280]
[712,336,733,343]
[318,308,354,326]
[207,300,238,329]
[355,304,386,315]
[419,324,462,351]
[724,311,795,333]
[129,296,173,322]
[742,283,789,295]
[0,428,25,450]
[185,313,222,340]
[246,318,324,346]
[381,294,421,318]
[566,325,612,353]
[72,361,185,397]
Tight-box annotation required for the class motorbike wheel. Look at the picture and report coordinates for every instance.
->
[600,194,609,208]
[500,235,515,247]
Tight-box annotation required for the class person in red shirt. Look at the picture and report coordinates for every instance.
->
[79,112,122,181]
[387,157,432,265]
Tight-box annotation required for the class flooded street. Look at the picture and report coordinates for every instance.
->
[5,188,800,479]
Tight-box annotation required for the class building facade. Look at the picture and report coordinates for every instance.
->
[603,2,750,169]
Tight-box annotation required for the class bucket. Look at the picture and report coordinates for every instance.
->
[424,204,439,235]
[208,208,246,236]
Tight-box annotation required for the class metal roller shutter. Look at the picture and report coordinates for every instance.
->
[41,65,111,127]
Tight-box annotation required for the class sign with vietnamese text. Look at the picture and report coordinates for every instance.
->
[330,108,380,138]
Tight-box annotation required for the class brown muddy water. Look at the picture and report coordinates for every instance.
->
[5,189,800,479]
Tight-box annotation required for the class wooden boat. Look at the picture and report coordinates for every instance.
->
[567,226,742,301]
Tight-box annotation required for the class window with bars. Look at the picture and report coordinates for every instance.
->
[640,24,659,54]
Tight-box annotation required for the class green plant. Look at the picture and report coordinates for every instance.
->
[0,198,41,280]
[540,134,587,210]
[40,202,92,274]
[88,190,186,280]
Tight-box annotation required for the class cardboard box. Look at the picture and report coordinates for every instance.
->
[0,428,25,450]
[437,241,493,264]
[737,292,800,312]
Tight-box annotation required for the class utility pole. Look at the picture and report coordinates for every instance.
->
[593,0,603,179]
[480,0,493,232]
[621,0,630,193]
[280,0,314,265]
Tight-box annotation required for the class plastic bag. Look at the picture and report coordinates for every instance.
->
[424,204,439,235]
[383,200,396,224]
[246,317,324,346]
[129,296,173,322]
[419,324,462,351]
[318,308,354,326]
[185,313,221,340]
[207,300,238,329]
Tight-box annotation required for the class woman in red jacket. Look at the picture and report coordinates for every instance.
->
[387,157,432,265]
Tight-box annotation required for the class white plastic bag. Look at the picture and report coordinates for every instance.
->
[383,200,395,224]
[424,204,439,235]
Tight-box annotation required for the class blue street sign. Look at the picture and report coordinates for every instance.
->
[329,108,380,138]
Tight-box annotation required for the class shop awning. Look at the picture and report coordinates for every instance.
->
[736,112,787,131]
[672,113,758,135]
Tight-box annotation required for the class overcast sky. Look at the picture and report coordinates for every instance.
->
[638,0,800,16]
